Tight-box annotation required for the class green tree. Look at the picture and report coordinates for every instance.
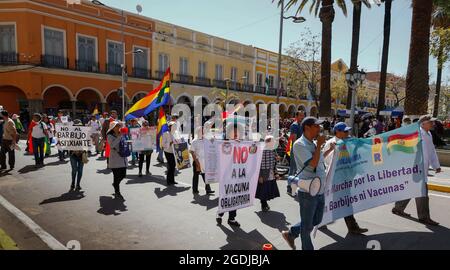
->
[430,2,450,117]
[276,0,348,117]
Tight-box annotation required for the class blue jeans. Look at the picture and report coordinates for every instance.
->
[289,192,325,250]
[32,137,45,165]
[70,155,84,187]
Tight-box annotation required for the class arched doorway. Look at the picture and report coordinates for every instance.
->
[43,85,73,116]
[106,91,129,117]
[310,106,318,118]
[288,105,296,118]
[76,88,103,117]
[0,86,28,115]
[298,105,306,114]
[279,103,287,119]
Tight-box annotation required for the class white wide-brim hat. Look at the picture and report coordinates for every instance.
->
[107,121,122,134]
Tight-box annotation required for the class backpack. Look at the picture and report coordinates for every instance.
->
[118,135,131,157]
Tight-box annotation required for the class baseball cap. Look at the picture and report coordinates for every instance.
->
[419,115,437,124]
[333,122,352,132]
[301,117,324,130]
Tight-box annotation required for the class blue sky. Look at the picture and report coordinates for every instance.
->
[102,0,448,83]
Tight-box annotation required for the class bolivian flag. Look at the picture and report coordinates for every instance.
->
[125,67,171,121]
[286,137,293,157]
[387,131,419,154]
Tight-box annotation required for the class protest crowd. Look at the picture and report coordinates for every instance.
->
[0,73,447,250]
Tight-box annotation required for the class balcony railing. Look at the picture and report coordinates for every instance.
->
[154,70,173,80]
[229,81,241,91]
[41,55,67,69]
[132,67,151,79]
[176,74,194,84]
[267,87,278,96]
[195,77,211,87]
[213,79,227,89]
[76,60,99,73]
[106,63,123,75]
[0,52,18,64]
[241,84,254,92]
[255,85,265,93]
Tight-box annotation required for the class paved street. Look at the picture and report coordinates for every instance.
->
[1,140,450,250]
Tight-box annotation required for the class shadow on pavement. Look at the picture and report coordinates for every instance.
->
[255,210,291,232]
[125,174,166,185]
[0,169,13,177]
[97,196,127,216]
[191,194,219,210]
[44,160,69,167]
[153,162,166,168]
[18,165,40,174]
[40,191,85,205]
[219,226,277,250]
[96,156,107,161]
[97,168,112,175]
[154,185,191,199]
[320,224,450,250]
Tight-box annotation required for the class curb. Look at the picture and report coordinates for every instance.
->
[0,228,19,250]
[427,183,450,194]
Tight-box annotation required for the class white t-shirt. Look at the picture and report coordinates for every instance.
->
[32,122,47,139]
[190,138,205,172]
[88,120,101,134]
[323,137,337,172]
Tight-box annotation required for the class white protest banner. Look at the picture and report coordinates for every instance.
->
[130,127,156,152]
[216,140,264,214]
[60,116,68,123]
[54,124,92,151]
[173,141,191,170]
[204,139,218,183]
[319,123,426,226]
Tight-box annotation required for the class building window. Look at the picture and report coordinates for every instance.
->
[256,73,263,86]
[244,70,250,85]
[268,75,274,88]
[215,64,223,80]
[198,61,207,78]
[0,24,16,64]
[43,27,66,68]
[107,41,123,75]
[77,35,97,72]
[158,53,169,72]
[179,57,189,75]
[133,47,149,78]
[231,67,237,81]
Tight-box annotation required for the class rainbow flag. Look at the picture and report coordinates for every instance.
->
[92,105,99,116]
[125,67,171,121]
[156,107,169,152]
[286,137,293,157]
[387,131,419,154]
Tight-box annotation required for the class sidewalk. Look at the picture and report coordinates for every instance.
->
[428,166,450,193]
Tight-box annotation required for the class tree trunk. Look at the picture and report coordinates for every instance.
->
[346,1,362,110]
[404,0,433,116]
[377,0,392,116]
[433,44,444,117]
[319,0,335,117]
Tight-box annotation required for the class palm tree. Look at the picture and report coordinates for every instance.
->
[345,0,372,110]
[404,0,433,116]
[280,0,347,117]
[376,0,393,116]
[430,2,450,117]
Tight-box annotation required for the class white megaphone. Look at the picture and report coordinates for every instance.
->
[290,177,321,197]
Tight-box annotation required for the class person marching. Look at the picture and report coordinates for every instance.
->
[216,123,242,228]
[128,118,141,166]
[0,110,18,171]
[42,114,54,157]
[138,120,153,177]
[255,135,281,212]
[101,110,118,168]
[322,122,369,234]
[12,114,24,140]
[190,126,215,195]
[392,115,441,226]
[87,114,101,155]
[287,110,305,195]
[69,120,88,191]
[282,117,327,250]
[29,113,48,168]
[107,121,127,199]
[55,110,69,161]
[162,121,178,186]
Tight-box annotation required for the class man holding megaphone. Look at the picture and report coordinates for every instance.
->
[282,117,327,250]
